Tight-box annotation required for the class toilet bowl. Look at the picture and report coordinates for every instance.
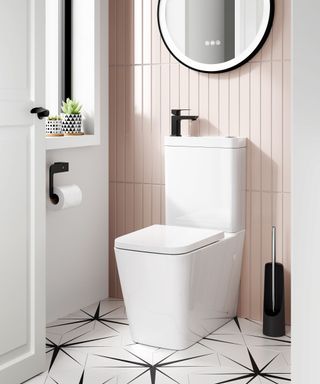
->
[115,225,245,350]
[115,136,247,350]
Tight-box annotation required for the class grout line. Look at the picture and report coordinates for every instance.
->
[108,59,291,69]
[109,181,291,196]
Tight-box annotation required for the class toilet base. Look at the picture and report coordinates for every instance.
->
[115,230,245,350]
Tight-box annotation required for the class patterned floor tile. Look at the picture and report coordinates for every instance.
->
[25,299,290,384]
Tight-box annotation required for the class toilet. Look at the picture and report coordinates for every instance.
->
[115,136,247,350]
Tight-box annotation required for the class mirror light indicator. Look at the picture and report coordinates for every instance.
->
[216,40,222,46]
[210,40,215,46]
[205,41,210,46]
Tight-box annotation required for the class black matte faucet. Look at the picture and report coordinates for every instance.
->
[171,109,199,137]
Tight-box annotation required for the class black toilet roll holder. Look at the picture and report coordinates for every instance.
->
[49,162,69,204]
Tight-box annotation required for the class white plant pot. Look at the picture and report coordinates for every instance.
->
[46,120,62,136]
[62,114,82,134]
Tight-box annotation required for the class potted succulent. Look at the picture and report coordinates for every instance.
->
[61,98,83,135]
[46,115,63,136]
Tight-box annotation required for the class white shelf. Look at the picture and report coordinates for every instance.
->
[46,134,100,150]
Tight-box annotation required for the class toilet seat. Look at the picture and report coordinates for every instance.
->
[114,224,224,255]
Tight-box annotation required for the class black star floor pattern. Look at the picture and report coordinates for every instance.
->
[26,299,291,384]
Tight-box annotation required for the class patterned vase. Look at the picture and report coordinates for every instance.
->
[61,114,82,134]
[46,119,63,136]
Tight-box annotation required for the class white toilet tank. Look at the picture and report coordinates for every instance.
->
[165,136,246,232]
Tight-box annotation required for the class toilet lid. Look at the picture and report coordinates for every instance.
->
[114,225,224,255]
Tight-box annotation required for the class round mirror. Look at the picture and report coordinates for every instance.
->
[158,0,274,73]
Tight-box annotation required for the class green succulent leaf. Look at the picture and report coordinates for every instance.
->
[61,98,82,115]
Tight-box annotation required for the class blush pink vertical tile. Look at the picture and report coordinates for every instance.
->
[125,183,135,233]
[199,73,209,136]
[238,191,251,318]
[261,30,272,62]
[250,192,262,320]
[109,182,116,297]
[160,64,170,183]
[152,185,161,224]
[109,67,116,183]
[272,0,284,61]
[152,65,162,185]
[151,0,161,63]
[250,49,262,64]
[208,74,219,136]
[179,65,190,136]
[134,66,144,183]
[170,64,180,109]
[283,193,291,324]
[170,53,180,65]
[116,0,126,65]
[143,0,151,64]
[143,184,152,227]
[239,64,251,191]
[239,65,250,139]
[143,66,152,184]
[261,61,272,192]
[160,14,170,65]
[179,65,189,107]
[219,73,230,136]
[109,0,116,66]
[189,70,199,136]
[125,66,135,183]
[250,63,261,191]
[134,0,143,65]
[116,67,126,182]
[283,0,291,61]
[161,41,170,64]
[134,183,143,230]
[161,185,166,225]
[283,61,291,193]
[125,0,134,65]
[272,62,283,192]
[229,69,240,137]
[261,192,272,306]
[115,182,126,298]
[272,193,283,264]
[116,183,126,237]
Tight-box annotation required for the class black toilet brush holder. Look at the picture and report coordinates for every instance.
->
[263,226,285,337]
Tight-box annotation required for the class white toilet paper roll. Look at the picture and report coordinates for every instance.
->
[51,185,83,210]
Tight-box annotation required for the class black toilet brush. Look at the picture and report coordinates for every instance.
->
[263,226,285,337]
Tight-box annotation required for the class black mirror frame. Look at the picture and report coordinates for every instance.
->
[157,0,275,74]
[61,0,72,100]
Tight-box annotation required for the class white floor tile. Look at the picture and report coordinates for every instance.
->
[24,299,291,384]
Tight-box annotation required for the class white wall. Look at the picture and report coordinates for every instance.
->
[292,0,320,381]
[46,0,109,323]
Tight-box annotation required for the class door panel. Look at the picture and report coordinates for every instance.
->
[0,0,46,382]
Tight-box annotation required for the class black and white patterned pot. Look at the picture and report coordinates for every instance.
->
[46,120,62,135]
[61,114,82,134]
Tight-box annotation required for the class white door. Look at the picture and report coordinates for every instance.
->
[0,0,46,383]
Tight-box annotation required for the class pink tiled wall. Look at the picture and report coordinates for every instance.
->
[109,0,291,323]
